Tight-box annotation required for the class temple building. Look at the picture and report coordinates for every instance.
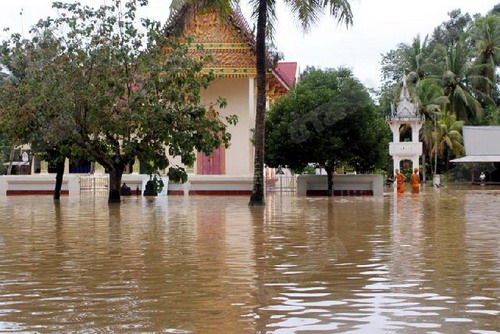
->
[1,4,297,196]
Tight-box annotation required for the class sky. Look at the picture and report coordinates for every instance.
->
[1,0,498,89]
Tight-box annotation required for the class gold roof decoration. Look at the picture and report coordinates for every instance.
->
[165,3,289,92]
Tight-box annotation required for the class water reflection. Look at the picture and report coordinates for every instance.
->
[0,188,499,332]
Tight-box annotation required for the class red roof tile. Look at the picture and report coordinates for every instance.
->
[275,62,298,88]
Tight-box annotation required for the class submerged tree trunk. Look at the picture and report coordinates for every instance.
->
[53,158,65,200]
[108,167,124,204]
[249,0,267,206]
[326,167,334,196]
[7,145,16,175]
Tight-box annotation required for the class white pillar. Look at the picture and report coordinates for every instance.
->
[64,158,69,174]
[30,156,36,175]
[411,123,422,142]
[248,76,255,174]
[412,157,419,171]
[67,175,80,197]
[390,124,400,143]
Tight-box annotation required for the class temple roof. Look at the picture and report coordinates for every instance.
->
[388,78,424,122]
[164,3,289,93]
[396,79,418,117]
[275,62,299,88]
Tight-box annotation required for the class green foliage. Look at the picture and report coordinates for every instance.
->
[265,67,389,175]
[167,166,188,183]
[379,8,500,125]
[469,14,500,105]
[431,9,473,47]
[300,164,317,175]
[0,134,7,175]
[482,105,500,125]
[150,174,165,194]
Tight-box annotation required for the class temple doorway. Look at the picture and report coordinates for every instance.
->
[197,146,225,175]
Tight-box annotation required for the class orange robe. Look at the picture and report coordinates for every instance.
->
[396,172,405,193]
[411,173,420,193]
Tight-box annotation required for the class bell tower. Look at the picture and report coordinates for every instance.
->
[387,79,425,177]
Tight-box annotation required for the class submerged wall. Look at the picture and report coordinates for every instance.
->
[296,174,384,196]
[0,175,80,196]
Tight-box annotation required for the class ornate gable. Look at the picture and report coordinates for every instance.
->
[172,7,257,78]
[166,5,291,97]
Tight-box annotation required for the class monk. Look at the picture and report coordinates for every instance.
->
[411,167,420,193]
[395,169,405,193]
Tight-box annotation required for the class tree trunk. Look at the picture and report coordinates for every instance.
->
[7,145,16,175]
[422,153,426,183]
[326,167,334,196]
[434,118,438,176]
[108,167,124,204]
[53,158,65,200]
[249,0,267,206]
[446,150,450,172]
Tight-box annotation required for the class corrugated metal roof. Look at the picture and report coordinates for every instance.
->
[451,156,500,163]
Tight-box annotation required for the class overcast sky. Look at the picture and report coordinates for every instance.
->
[1,0,498,89]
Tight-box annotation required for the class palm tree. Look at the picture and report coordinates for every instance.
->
[168,0,353,205]
[441,40,483,123]
[414,78,448,180]
[469,14,500,105]
[405,35,444,85]
[248,0,353,205]
[433,111,464,173]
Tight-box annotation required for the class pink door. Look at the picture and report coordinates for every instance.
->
[198,146,225,175]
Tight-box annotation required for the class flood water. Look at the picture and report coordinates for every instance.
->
[0,186,499,333]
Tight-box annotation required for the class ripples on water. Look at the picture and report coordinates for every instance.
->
[0,186,499,333]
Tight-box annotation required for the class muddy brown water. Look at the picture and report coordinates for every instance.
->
[0,186,499,333]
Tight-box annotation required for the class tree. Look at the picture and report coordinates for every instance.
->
[265,68,388,195]
[441,40,483,122]
[0,0,236,203]
[0,30,84,198]
[469,14,500,105]
[433,111,464,173]
[414,79,448,179]
[431,9,473,47]
[380,35,443,95]
[246,0,353,205]
[251,0,354,204]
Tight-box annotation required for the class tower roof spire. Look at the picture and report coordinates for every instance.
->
[395,76,418,118]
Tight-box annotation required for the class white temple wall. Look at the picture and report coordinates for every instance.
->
[200,77,253,176]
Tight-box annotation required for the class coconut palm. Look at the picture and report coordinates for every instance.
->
[469,14,500,104]
[441,40,483,123]
[405,35,444,85]
[432,111,464,173]
[248,0,353,205]
[414,79,448,179]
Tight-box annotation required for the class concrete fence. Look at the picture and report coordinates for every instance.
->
[0,173,383,197]
[296,174,384,196]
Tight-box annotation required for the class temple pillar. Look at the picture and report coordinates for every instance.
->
[412,123,423,142]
